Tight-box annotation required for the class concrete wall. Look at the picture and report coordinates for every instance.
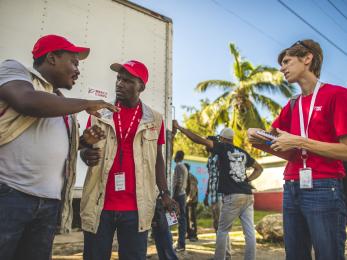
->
[172,155,287,203]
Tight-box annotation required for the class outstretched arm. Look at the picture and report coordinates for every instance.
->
[0,80,118,117]
[173,120,213,150]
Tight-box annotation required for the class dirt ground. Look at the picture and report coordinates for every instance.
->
[52,230,286,260]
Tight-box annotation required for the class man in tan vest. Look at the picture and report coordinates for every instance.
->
[80,60,177,260]
[0,34,117,260]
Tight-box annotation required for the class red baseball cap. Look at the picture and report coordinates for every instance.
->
[110,60,149,85]
[32,34,90,60]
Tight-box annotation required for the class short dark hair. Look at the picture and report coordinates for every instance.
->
[184,163,190,171]
[278,39,323,78]
[33,50,72,67]
[175,150,184,161]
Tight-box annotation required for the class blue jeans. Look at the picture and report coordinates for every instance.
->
[152,225,178,260]
[83,210,148,260]
[174,194,187,248]
[0,183,61,260]
[283,179,346,260]
[214,194,255,260]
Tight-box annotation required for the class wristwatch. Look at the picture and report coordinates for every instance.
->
[159,189,170,198]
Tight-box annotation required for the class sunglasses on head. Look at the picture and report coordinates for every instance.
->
[291,40,315,54]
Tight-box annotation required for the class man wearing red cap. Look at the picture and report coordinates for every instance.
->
[0,34,117,260]
[80,60,177,260]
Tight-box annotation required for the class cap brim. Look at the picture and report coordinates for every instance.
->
[219,135,234,140]
[65,46,90,60]
[110,63,123,72]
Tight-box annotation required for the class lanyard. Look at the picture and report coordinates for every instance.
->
[298,80,321,168]
[116,101,141,167]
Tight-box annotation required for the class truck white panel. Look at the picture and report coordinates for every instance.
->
[0,0,172,191]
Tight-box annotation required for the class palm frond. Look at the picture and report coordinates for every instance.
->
[244,68,296,98]
[230,100,264,130]
[229,43,242,80]
[246,65,279,79]
[229,103,264,148]
[252,81,296,98]
[195,80,236,92]
[240,61,254,80]
[242,101,264,129]
[200,93,233,129]
[251,93,282,117]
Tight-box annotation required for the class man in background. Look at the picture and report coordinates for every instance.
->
[173,150,188,252]
[173,121,263,260]
[184,163,199,242]
[203,136,223,233]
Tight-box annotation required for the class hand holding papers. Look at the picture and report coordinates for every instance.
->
[248,128,297,161]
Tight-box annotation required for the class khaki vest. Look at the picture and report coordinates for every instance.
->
[80,102,162,233]
[0,64,78,233]
[59,113,79,233]
[0,67,53,145]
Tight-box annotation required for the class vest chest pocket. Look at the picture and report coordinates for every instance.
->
[142,129,159,142]
[141,129,159,163]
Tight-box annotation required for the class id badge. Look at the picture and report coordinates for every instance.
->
[299,168,313,189]
[165,211,178,226]
[114,172,125,191]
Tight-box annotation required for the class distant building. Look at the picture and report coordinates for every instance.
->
[171,155,286,211]
[252,156,286,212]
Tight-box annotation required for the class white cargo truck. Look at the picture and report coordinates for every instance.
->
[0,0,173,225]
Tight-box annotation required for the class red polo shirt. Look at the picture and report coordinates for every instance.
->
[272,83,347,180]
[86,103,165,211]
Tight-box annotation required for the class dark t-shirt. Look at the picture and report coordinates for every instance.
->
[212,141,255,195]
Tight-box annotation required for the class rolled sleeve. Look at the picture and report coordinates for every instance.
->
[0,60,32,87]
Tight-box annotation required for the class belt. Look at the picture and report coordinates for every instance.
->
[285,178,341,183]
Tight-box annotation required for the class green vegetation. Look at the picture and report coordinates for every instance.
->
[173,100,215,157]
[174,43,295,157]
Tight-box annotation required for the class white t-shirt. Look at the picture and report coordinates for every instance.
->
[0,60,69,199]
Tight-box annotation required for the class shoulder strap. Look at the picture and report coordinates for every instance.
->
[288,94,300,126]
[290,94,300,111]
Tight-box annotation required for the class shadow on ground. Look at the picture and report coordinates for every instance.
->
[52,230,286,260]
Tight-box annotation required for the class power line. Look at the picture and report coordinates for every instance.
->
[327,0,347,21]
[278,0,347,57]
[208,0,347,83]
[209,0,285,47]
[311,0,347,35]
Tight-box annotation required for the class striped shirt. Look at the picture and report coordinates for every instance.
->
[207,154,222,204]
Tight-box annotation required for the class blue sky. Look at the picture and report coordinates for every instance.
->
[132,0,347,123]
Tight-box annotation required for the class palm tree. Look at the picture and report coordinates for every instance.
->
[196,43,295,148]
[174,99,215,157]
